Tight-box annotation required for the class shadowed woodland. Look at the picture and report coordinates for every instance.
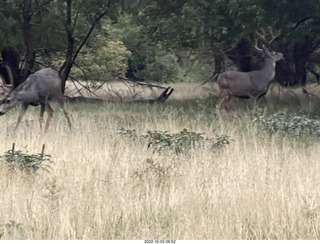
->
[0,0,319,97]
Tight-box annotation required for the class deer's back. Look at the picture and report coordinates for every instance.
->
[21,68,63,99]
[217,71,252,88]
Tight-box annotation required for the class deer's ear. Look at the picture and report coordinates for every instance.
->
[1,86,12,96]
[262,45,271,56]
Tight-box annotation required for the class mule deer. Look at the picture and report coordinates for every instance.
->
[215,45,283,110]
[0,68,72,131]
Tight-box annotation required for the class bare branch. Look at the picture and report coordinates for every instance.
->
[72,10,109,64]
[294,17,314,30]
[127,80,168,90]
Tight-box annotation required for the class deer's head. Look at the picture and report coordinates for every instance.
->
[262,45,283,62]
[0,87,18,115]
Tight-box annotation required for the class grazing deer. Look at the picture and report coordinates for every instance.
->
[215,45,283,110]
[0,68,72,131]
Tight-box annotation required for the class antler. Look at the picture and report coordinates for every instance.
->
[255,26,281,44]
[0,84,12,88]
[253,35,263,51]
[253,26,281,52]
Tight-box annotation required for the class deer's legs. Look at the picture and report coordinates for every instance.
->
[16,104,29,129]
[44,103,54,132]
[63,109,72,130]
[223,95,232,109]
[216,92,232,110]
[215,98,224,110]
[250,93,265,112]
[39,103,45,130]
[57,99,72,130]
[216,91,227,110]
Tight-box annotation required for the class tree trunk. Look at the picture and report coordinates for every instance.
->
[213,54,225,75]
[225,38,266,72]
[20,0,35,84]
[275,36,314,86]
[293,36,313,86]
[0,47,20,86]
[59,0,109,94]
[59,0,74,94]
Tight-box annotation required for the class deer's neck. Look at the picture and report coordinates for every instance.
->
[249,59,277,94]
[261,59,276,80]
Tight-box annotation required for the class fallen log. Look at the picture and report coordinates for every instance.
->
[130,87,174,104]
[65,87,174,104]
[65,96,105,103]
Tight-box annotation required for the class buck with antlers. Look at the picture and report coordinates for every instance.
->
[215,45,283,110]
[0,68,72,131]
[215,27,283,110]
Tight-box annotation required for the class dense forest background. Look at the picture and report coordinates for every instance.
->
[0,0,319,91]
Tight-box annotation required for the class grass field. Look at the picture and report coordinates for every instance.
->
[1,82,320,240]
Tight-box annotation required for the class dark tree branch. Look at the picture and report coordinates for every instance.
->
[293,17,314,30]
[129,80,168,90]
[72,10,109,64]
[32,0,54,16]
[60,0,112,90]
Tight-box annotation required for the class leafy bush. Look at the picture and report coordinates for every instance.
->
[212,134,232,148]
[117,127,232,155]
[135,51,179,82]
[71,37,132,82]
[0,148,53,173]
[143,128,204,154]
[253,112,320,137]
[117,127,137,139]
[0,220,24,240]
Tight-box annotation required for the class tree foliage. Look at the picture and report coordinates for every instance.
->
[0,0,319,90]
[133,0,320,85]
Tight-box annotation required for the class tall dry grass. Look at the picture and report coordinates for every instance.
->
[0,82,320,240]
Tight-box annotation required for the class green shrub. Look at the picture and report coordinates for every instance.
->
[143,128,204,154]
[253,112,320,137]
[117,127,137,139]
[117,127,232,155]
[71,38,132,82]
[212,134,232,148]
[0,148,53,173]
